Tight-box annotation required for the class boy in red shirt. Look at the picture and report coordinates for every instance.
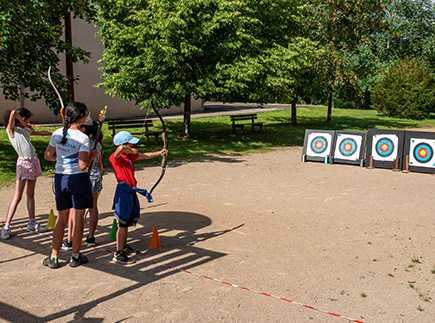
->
[110,131,167,263]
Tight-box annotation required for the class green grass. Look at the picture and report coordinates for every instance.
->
[1,106,435,186]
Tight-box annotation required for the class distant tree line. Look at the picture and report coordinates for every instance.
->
[1,0,435,136]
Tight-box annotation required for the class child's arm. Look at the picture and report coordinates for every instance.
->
[98,145,105,176]
[7,110,30,137]
[137,149,167,160]
[44,144,57,161]
[114,144,138,159]
[31,130,54,136]
[78,149,98,171]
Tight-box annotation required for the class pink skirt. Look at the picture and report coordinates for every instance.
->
[16,156,43,180]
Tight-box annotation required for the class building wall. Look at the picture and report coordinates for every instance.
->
[0,17,201,125]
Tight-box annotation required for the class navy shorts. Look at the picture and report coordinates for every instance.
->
[118,210,135,228]
[55,173,93,211]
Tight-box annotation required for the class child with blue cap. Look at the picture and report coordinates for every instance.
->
[110,131,167,263]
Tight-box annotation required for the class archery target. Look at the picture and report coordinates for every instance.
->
[306,132,333,158]
[334,134,363,161]
[372,134,398,161]
[409,138,435,167]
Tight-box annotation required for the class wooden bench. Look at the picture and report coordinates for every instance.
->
[230,113,264,134]
[107,119,162,145]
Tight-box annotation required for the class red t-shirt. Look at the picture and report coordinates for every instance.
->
[109,152,139,188]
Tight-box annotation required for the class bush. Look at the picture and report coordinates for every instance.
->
[371,58,435,120]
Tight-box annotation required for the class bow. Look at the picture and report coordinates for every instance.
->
[149,100,168,195]
[48,67,66,125]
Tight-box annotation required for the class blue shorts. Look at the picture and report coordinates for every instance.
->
[55,173,93,211]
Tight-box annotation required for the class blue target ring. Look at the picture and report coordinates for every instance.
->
[413,142,433,163]
[311,136,328,154]
[339,138,357,156]
[375,138,394,157]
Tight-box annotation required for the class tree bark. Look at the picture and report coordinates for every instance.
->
[65,12,74,102]
[291,97,297,126]
[327,88,333,122]
[183,94,191,138]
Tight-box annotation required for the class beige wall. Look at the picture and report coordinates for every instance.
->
[0,18,201,125]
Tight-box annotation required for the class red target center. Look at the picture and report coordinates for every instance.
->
[315,142,323,149]
[418,148,428,158]
[380,143,390,152]
[344,143,353,151]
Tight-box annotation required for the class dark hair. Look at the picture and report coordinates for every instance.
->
[61,102,88,145]
[81,120,98,138]
[2,108,33,127]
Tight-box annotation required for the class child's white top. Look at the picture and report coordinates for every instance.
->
[7,127,37,158]
[89,140,102,179]
[49,128,91,174]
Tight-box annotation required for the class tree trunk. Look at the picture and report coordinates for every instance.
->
[183,94,191,138]
[65,12,74,102]
[291,97,297,126]
[327,88,333,122]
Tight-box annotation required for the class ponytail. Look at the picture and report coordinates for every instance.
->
[60,120,70,145]
[59,102,88,145]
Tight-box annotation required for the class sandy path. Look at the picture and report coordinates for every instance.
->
[1,147,434,322]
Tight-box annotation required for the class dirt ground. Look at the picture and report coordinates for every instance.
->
[1,146,435,322]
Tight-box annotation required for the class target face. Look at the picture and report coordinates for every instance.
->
[334,134,363,161]
[306,132,333,158]
[409,138,435,167]
[372,134,398,161]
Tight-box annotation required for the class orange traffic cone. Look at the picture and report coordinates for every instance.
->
[47,209,55,230]
[149,226,162,249]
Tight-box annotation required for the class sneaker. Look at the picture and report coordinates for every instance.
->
[123,244,139,255]
[1,227,11,240]
[85,236,96,247]
[69,253,88,268]
[61,239,72,251]
[42,256,59,269]
[27,222,48,233]
[112,251,135,264]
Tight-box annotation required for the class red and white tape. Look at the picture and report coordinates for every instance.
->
[3,223,364,323]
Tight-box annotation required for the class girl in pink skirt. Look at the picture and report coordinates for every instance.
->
[1,108,53,239]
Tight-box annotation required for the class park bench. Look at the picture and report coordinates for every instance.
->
[230,113,264,134]
[107,119,162,145]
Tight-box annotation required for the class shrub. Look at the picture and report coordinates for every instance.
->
[371,58,435,120]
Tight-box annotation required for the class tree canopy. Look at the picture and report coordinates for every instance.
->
[95,0,315,136]
[0,0,96,113]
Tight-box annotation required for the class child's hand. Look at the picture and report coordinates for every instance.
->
[27,123,37,131]
[160,149,168,156]
[130,147,139,154]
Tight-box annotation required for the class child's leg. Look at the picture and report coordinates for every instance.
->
[25,179,37,220]
[116,226,128,251]
[51,209,70,257]
[4,179,27,226]
[67,211,73,242]
[71,208,86,254]
[88,192,100,238]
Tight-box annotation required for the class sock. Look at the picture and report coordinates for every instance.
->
[72,253,79,259]
[4,223,10,230]
[50,254,58,260]
[28,219,36,225]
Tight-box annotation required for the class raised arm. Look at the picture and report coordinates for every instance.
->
[7,110,28,137]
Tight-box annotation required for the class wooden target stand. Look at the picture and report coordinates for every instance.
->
[367,155,401,171]
[402,131,435,175]
[365,129,405,172]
